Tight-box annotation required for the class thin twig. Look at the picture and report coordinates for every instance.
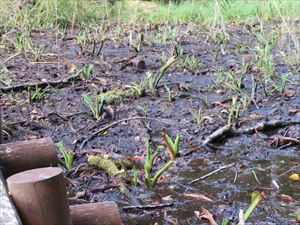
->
[252,170,260,184]
[122,202,173,211]
[79,117,172,150]
[189,162,235,185]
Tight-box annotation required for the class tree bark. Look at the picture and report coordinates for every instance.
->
[0,138,58,178]
[6,167,72,225]
[70,202,122,225]
[0,171,23,225]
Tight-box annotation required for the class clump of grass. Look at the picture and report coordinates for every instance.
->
[190,108,211,125]
[179,54,201,71]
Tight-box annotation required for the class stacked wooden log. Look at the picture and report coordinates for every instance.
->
[0,138,122,225]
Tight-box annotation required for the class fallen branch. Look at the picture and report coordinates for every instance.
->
[79,116,172,150]
[202,125,232,146]
[0,73,81,93]
[202,120,300,148]
[189,162,235,185]
[122,202,173,211]
[237,120,300,135]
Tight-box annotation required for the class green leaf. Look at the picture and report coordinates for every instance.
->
[174,134,180,156]
[238,191,262,225]
[164,133,175,151]
[83,94,96,117]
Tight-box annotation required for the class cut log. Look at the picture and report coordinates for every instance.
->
[0,171,23,225]
[6,167,72,225]
[0,138,58,178]
[70,202,122,225]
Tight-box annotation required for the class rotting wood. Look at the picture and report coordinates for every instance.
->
[7,167,72,225]
[0,138,58,178]
[70,202,122,225]
[0,171,23,225]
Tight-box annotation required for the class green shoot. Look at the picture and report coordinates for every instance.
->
[179,54,201,71]
[79,64,94,81]
[82,92,106,120]
[144,141,174,188]
[131,166,138,187]
[130,78,147,97]
[29,85,50,102]
[190,108,210,125]
[238,191,262,225]
[56,141,74,170]
[153,55,177,89]
[161,133,180,160]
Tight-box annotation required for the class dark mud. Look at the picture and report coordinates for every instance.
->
[1,23,300,224]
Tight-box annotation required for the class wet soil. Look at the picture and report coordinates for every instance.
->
[1,23,300,224]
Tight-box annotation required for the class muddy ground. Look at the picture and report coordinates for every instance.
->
[1,23,300,224]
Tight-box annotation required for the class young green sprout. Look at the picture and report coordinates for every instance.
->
[79,64,94,81]
[29,85,51,103]
[161,133,180,160]
[82,92,106,120]
[144,141,174,188]
[55,141,74,171]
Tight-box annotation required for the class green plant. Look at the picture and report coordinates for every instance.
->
[237,191,262,225]
[56,141,74,170]
[129,31,144,52]
[131,166,138,186]
[146,71,156,93]
[144,141,174,188]
[29,85,50,102]
[82,92,106,120]
[31,47,44,61]
[153,55,177,89]
[240,57,250,74]
[222,96,241,126]
[224,71,244,93]
[272,73,290,94]
[160,51,168,66]
[130,78,147,97]
[79,64,94,81]
[190,108,210,125]
[161,133,180,160]
[254,32,278,96]
[179,54,201,71]
[164,84,173,102]
[240,92,249,112]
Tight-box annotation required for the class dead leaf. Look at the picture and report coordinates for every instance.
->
[184,193,213,202]
[281,194,293,202]
[195,208,217,225]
